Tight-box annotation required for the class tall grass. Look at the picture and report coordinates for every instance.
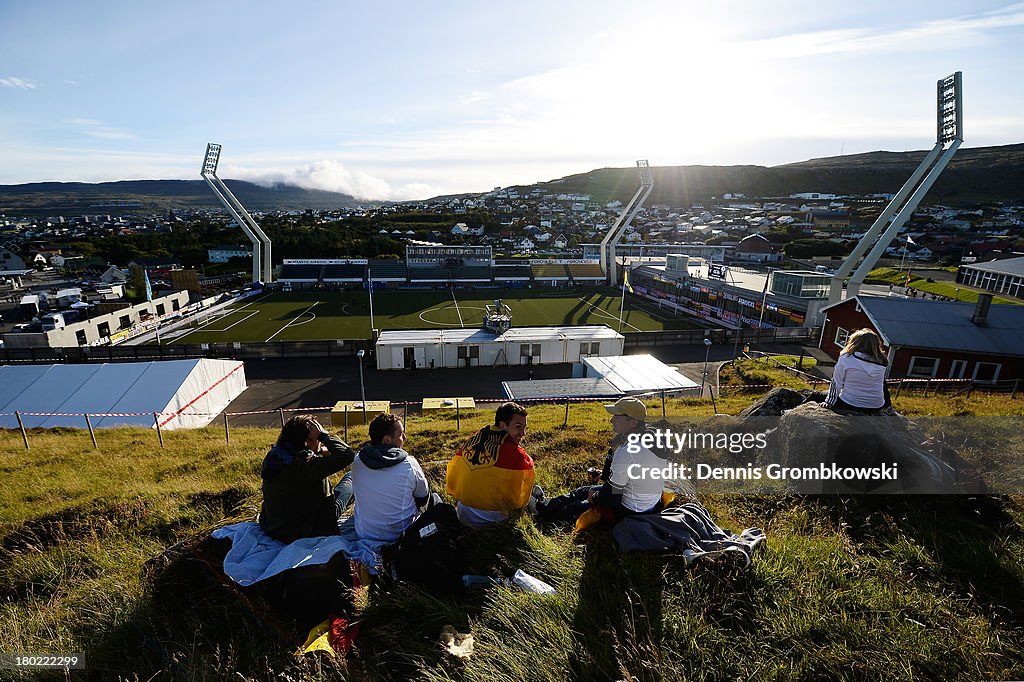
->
[2,397,1023,680]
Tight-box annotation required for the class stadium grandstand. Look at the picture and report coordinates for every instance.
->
[532,263,570,282]
[275,250,609,290]
[368,260,408,283]
[493,263,532,282]
[567,263,605,282]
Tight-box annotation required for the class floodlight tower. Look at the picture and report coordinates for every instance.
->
[598,160,654,284]
[828,72,963,303]
[200,143,273,284]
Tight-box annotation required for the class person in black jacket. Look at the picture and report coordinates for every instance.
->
[259,414,356,543]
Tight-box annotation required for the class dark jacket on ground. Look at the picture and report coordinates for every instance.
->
[259,432,355,543]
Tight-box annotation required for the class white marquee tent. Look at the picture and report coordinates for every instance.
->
[0,359,247,430]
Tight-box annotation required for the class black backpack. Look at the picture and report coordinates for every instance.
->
[384,502,465,593]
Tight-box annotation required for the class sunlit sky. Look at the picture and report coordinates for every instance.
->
[2,1,1023,200]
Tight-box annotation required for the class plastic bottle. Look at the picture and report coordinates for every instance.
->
[461,574,504,589]
[510,569,556,595]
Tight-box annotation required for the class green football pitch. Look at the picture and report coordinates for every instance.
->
[162,288,701,344]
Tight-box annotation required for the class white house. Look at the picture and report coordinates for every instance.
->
[207,245,252,263]
[451,223,484,237]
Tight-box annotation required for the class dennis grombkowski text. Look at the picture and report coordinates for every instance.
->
[626,462,900,482]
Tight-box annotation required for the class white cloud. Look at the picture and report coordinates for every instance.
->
[64,118,136,140]
[1,76,39,89]
[225,159,436,201]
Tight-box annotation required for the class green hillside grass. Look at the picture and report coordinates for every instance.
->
[2,395,1024,680]
[865,268,1021,305]
[165,289,699,344]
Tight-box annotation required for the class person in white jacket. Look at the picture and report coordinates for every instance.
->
[823,328,890,412]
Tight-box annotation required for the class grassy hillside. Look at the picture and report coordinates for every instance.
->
[865,267,1022,304]
[0,179,362,215]
[2,391,1024,680]
[535,144,1024,206]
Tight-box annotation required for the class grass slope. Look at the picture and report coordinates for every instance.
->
[166,289,699,344]
[865,268,1022,305]
[2,392,1024,680]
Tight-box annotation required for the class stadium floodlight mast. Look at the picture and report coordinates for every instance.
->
[599,160,654,284]
[828,72,963,304]
[200,143,273,284]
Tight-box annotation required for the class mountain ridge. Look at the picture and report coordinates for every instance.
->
[2,143,1022,215]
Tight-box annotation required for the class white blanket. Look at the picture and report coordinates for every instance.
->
[211,519,383,586]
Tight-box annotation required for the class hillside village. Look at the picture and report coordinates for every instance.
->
[2,181,1024,349]
[3,187,1024,271]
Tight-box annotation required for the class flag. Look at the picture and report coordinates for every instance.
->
[143,269,153,302]
[623,268,634,294]
[906,235,916,245]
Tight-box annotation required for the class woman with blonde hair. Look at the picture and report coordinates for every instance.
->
[823,328,890,413]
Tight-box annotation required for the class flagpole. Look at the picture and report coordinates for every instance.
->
[367,267,375,337]
[898,235,909,274]
[758,268,772,328]
[618,261,628,332]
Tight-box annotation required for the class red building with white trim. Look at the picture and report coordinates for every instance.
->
[820,295,1024,382]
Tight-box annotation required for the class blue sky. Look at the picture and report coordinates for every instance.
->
[2,1,1023,200]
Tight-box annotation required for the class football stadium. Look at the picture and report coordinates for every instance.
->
[162,288,699,344]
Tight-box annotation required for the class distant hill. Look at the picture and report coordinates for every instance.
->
[0,179,363,216]
[3,143,1023,217]
[520,143,1024,206]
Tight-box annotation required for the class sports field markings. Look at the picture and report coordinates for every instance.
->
[169,309,258,343]
[340,303,352,315]
[450,290,465,327]
[576,296,642,332]
[265,301,322,342]
[632,299,681,322]
[419,304,486,327]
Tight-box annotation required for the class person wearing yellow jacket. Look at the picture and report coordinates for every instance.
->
[446,402,535,527]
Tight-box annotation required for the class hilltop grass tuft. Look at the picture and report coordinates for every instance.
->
[2,396,1024,680]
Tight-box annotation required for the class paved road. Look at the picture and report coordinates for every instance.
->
[221,341,808,426]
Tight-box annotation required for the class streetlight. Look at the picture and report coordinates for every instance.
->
[356,350,367,424]
[701,338,712,398]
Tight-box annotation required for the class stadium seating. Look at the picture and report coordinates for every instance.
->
[278,264,323,281]
[567,264,605,280]
[450,266,493,281]
[531,264,570,280]
[369,260,407,281]
[493,264,532,280]
[322,264,365,281]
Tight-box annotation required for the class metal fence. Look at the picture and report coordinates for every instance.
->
[5,375,1018,452]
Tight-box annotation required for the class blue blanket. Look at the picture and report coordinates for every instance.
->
[211,519,383,586]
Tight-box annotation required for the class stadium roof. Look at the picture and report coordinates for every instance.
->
[0,359,247,430]
[961,255,1024,276]
[582,354,700,394]
[826,296,1024,356]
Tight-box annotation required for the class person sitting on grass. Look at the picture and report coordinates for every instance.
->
[535,397,666,527]
[351,413,431,544]
[446,401,535,527]
[259,415,356,544]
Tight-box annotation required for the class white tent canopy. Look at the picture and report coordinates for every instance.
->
[581,355,700,395]
[0,359,247,430]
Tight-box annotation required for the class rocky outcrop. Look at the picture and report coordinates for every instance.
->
[753,401,984,494]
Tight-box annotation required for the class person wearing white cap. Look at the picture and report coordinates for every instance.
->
[534,397,666,525]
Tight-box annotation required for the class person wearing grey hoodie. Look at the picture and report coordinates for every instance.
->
[351,413,430,544]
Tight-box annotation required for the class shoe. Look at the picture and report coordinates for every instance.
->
[526,484,544,515]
